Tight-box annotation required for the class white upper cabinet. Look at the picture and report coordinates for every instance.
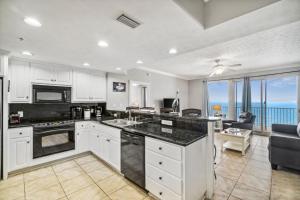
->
[8,60,31,103]
[72,69,106,102]
[31,63,72,86]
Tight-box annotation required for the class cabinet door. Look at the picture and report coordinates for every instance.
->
[108,139,120,171]
[72,70,91,102]
[54,66,72,85]
[89,132,101,157]
[9,137,31,171]
[76,130,89,153]
[91,72,106,102]
[31,63,55,84]
[9,60,31,103]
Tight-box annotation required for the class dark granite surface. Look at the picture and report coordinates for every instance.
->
[123,121,207,146]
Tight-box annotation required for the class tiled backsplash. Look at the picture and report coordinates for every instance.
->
[9,103,106,121]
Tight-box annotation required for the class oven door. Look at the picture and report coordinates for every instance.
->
[32,85,71,104]
[33,126,75,158]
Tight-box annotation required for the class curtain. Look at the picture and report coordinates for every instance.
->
[242,77,252,112]
[202,80,209,117]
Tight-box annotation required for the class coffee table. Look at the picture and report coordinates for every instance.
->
[220,128,252,155]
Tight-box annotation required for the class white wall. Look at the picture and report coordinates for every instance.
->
[107,68,189,112]
[188,79,204,110]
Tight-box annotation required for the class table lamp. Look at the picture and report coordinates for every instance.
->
[212,105,222,116]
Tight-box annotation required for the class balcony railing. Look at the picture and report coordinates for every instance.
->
[209,105,297,127]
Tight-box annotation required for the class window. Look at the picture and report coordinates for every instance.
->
[208,81,229,117]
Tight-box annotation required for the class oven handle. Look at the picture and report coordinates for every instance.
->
[34,128,74,135]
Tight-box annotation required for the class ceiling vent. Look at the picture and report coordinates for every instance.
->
[117,14,141,28]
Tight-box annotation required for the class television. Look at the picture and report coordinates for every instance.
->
[163,98,180,108]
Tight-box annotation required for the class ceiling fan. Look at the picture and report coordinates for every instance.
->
[209,59,242,77]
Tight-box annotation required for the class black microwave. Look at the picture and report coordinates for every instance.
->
[32,85,71,104]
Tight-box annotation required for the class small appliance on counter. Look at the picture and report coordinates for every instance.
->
[71,106,83,119]
[95,106,103,118]
[84,108,91,120]
[9,114,21,124]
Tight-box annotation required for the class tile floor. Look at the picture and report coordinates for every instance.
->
[0,134,299,200]
[214,134,300,200]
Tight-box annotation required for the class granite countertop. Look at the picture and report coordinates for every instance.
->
[123,121,207,146]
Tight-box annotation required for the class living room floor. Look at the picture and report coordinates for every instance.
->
[0,135,299,200]
[214,133,300,200]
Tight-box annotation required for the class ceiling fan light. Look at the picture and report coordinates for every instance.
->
[215,67,225,75]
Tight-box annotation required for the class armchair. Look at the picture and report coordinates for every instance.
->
[222,112,256,130]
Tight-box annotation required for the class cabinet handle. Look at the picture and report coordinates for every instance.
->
[159,176,162,180]
[159,161,163,165]
[159,192,163,196]
[106,139,111,142]
[158,147,162,150]
[19,132,22,135]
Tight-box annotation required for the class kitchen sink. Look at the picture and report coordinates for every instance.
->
[102,119,142,128]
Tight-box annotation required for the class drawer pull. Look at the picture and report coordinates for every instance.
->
[158,147,162,150]
[159,161,163,165]
[159,176,162,180]
[19,132,22,135]
[159,192,163,196]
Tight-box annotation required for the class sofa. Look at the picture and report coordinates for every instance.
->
[182,108,201,117]
[269,124,300,170]
[222,112,256,130]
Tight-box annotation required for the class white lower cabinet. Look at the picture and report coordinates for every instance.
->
[75,122,120,171]
[8,127,33,171]
[145,137,207,200]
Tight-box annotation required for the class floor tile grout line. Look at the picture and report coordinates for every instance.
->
[50,166,69,200]
[74,156,114,199]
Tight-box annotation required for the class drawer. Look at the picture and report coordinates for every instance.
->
[9,127,32,139]
[146,164,182,195]
[146,176,181,200]
[98,124,120,142]
[146,150,182,178]
[146,137,182,161]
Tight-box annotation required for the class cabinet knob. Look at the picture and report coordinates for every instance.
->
[19,132,22,135]
[159,192,163,196]
[159,176,162,180]
[159,161,163,165]
[97,136,99,138]
[27,141,30,144]
[26,96,29,99]
[158,147,162,150]
[106,139,111,142]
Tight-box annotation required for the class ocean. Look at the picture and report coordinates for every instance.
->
[209,102,297,126]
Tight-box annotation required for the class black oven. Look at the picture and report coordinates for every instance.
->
[32,85,71,104]
[33,123,75,158]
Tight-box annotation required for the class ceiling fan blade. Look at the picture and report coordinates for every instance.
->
[209,71,215,77]
[227,64,242,67]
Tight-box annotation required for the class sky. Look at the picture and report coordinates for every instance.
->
[208,76,297,105]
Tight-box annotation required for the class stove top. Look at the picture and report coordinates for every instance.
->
[33,120,75,128]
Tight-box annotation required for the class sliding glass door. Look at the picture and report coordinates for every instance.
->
[250,75,297,133]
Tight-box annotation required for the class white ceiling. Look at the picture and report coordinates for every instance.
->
[0,0,300,79]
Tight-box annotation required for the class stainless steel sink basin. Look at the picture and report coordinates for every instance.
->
[102,119,141,128]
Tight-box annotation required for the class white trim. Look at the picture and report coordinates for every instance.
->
[1,55,9,179]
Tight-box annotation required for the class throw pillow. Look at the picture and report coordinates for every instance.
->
[297,122,300,137]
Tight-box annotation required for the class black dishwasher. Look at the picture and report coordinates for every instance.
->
[121,130,145,188]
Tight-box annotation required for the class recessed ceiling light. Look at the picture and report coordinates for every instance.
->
[136,60,143,64]
[169,48,177,54]
[24,17,42,27]
[22,51,33,56]
[83,62,90,67]
[97,40,109,47]
[115,67,122,71]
